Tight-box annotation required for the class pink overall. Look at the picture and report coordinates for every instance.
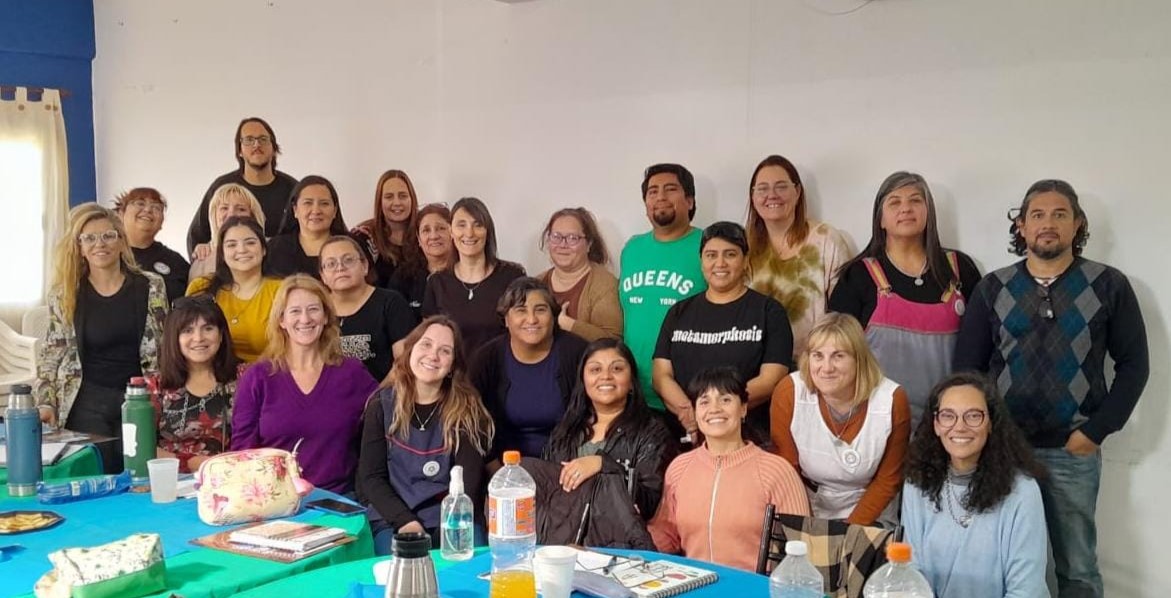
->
[862,252,964,428]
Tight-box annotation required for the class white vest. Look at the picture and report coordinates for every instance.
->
[790,375,899,520]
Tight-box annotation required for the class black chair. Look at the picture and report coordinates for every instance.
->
[756,504,901,598]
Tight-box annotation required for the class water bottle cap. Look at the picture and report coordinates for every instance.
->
[502,450,521,465]
[886,542,912,562]
[9,384,32,395]
[129,376,148,387]
[392,532,432,558]
[784,540,808,556]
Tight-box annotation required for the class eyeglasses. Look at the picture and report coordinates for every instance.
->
[546,232,587,247]
[321,254,363,272]
[752,182,796,197]
[126,198,166,214]
[935,408,987,428]
[239,135,272,147]
[78,230,121,246]
[1038,285,1054,320]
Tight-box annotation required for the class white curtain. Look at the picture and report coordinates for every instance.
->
[0,87,69,327]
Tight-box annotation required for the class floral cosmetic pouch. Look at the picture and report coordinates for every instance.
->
[194,445,315,526]
[34,533,165,598]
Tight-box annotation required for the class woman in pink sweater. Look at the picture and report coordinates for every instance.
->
[649,366,810,572]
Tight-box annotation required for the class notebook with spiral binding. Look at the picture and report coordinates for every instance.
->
[608,559,718,597]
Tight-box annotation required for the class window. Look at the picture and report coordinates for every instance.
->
[0,140,46,304]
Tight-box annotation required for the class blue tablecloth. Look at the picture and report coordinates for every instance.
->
[342,549,768,598]
[0,483,370,597]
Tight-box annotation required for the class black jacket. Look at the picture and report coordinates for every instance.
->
[470,330,588,459]
[542,415,679,521]
[521,457,656,550]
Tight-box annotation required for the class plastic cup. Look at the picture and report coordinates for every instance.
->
[147,458,180,503]
[533,546,577,598]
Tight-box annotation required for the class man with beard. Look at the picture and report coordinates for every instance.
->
[115,187,189,303]
[618,163,706,440]
[186,117,298,254]
[954,179,1149,598]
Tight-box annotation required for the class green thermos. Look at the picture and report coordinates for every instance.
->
[121,376,156,486]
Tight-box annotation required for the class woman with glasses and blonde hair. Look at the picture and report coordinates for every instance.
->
[34,203,169,473]
[745,155,850,357]
[357,316,495,553]
[188,183,266,281]
[537,207,622,341]
[769,312,911,526]
[231,275,379,493]
[829,172,981,428]
[389,203,454,318]
[319,235,417,382]
[902,371,1048,597]
[351,170,420,287]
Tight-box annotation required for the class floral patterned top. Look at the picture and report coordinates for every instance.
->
[149,373,240,473]
[748,220,850,357]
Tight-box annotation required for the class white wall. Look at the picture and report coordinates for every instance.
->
[94,0,1171,593]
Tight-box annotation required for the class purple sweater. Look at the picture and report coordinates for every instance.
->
[231,358,379,493]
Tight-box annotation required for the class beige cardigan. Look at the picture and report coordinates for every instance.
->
[540,262,623,341]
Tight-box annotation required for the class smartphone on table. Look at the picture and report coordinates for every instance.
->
[305,498,367,517]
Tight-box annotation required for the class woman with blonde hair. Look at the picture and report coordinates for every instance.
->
[745,155,850,357]
[769,312,911,526]
[231,275,379,493]
[357,316,495,553]
[35,203,168,473]
[537,207,622,341]
[351,169,420,287]
[188,183,266,281]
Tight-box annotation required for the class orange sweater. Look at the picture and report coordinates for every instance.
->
[648,442,809,572]
[769,375,911,525]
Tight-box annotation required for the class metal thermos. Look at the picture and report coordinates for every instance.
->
[120,376,155,486]
[385,532,439,598]
[5,383,42,497]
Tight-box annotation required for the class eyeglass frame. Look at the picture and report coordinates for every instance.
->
[239,135,272,147]
[751,182,797,197]
[77,230,122,247]
[545,231,588,247]
[125,198,166,214]
[1037,284,1055,320]
[934,408,987,428]
[320,254,365,272]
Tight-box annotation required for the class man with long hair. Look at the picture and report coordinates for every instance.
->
[954,179,1149,597]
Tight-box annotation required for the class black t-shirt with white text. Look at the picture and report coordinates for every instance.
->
[340,288,418,382]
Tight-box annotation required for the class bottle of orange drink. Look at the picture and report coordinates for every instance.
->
[488,451,537,598]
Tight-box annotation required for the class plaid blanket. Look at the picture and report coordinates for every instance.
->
[761,510,899,598]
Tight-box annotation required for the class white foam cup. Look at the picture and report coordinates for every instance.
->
[534,545,578,598]
[146,458,180,503]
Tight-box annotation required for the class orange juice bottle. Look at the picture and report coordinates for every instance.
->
[489,569,536,598]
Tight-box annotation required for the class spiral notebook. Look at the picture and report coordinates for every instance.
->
[573,550,718,597]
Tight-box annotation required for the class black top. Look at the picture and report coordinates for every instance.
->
[654,288,794,388]
[387,266,429,320]
[78,276,147,389]
[356,396,487,532]
[266,233,320,279]
[828,251,982,328]
[471,331,588,460]
[351,224,399,288]
[421,261,526,355]
[339,288,419,382]
[186,170,298,254]
[132,241,190,304]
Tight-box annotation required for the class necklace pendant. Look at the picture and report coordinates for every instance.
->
[467,288,474,300]
[231,317,239,325]
[914,277,924,287]
[418,424,426,431]
[959,514,972,528]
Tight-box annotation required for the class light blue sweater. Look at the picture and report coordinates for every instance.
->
[901,473,1049,597]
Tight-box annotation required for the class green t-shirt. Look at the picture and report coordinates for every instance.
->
[619,227,706,409]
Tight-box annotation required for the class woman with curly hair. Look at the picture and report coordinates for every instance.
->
[902,371,1048,597]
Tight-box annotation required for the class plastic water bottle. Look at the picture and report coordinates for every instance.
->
[487,450,536,598]
[121,376,156,487]
[769,540,825,598]
[37,471,133,504]
[863,542,933,597]
[440,465,474,561]
[5,384,42,497]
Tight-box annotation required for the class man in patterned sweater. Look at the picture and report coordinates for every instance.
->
[954,179,1149,598]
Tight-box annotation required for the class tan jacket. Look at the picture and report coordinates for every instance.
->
[541,262,623,341]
